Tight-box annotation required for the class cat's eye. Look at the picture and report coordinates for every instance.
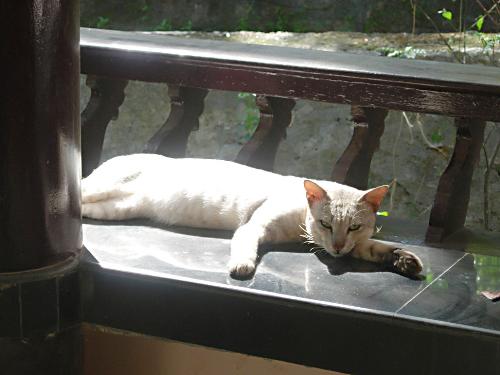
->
[320,220,332,229]
[348,224,361,231]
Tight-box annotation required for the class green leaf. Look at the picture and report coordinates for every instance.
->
[430,128,444,144]
[155,19,172,31]
[426,273,434,284]
[438,9,453,21]
[476,16,484,31]
[96,16,110,29]
[181,20,193,31]
[237,92,252,99]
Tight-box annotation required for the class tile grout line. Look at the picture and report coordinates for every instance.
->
[394,253,468,315]
[55,277,61,332]
[18,284,23,339]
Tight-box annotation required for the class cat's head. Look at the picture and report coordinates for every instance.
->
[303,180,389,258]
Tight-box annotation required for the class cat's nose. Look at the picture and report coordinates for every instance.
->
[333,243,344,252]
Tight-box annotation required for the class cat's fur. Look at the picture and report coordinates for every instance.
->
[82,154,423,277]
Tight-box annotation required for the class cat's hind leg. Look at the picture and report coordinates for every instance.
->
[82,155,146,204]
[82,171,140,204]
[82,196,143,221]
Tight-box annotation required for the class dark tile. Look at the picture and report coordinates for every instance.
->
[21,279,58,336]
[83,265,500,375]
[58,271,81,329]
[83,220,465,314]
[423,329,500,375]
[0,327,82,375]
[397,253,500,334]
[0,284,20,337]
[82,268,405,374]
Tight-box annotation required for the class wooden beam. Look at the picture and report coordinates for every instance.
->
[80,28,500,122]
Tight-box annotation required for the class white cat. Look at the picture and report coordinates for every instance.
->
[82,154,423,278]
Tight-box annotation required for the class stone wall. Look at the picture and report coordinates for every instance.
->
[80,31,500,232]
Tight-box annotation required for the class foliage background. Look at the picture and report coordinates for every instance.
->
[81,0,497,33]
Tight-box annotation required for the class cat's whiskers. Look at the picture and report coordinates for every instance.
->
[299,223,308,233]
[301,235,316,245]
[298,224,322,249]
[310,247,326,255]
[302,235,315,243]
[299,223,315,244]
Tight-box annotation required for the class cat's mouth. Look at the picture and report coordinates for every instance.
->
[325,246,354,258]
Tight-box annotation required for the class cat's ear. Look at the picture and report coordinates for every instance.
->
[360,185,389,212]
[304,180,327,206]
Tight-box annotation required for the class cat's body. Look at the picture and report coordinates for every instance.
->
[82,154,422,277]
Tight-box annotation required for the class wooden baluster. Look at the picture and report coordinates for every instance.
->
[331,106,387,190]
[144,85,208,157]
[332,105,387,189]
[81,76,128,177]
[426,118,485,242]
[236,96,295,171]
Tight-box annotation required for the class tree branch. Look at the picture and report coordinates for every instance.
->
[474,0,500,27]
[418,6,463,63]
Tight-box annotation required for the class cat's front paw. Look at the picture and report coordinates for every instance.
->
[392,249,423,277]
[228,258,256,278]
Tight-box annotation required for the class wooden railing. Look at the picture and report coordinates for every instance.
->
[80,27,500,243]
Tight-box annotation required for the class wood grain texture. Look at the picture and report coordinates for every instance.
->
[236,96,295,171]
[1,0,81,271]
[81,76,128,177]
[80,28,500,122]
[332,106,387,190]
[80,28,500,94]
[144,85,208,157]
[426,118,486,242]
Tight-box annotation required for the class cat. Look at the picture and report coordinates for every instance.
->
[82,154,423,278]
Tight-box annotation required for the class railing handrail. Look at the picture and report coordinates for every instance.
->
[80,27,500,122]
[81,28,500,94]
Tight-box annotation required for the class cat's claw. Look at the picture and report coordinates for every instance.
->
[392,249,423,276]
[228,259,256,278]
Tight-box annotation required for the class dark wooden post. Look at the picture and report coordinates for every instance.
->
[236,95,295,171]
[331,106,387,190]
[144,85,208,157]
[1,0,81,272]
[82,76,128,177]
[0,0,82,372]
[426,118,485,242]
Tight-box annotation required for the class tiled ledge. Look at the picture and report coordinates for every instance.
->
[81,219,500,374]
